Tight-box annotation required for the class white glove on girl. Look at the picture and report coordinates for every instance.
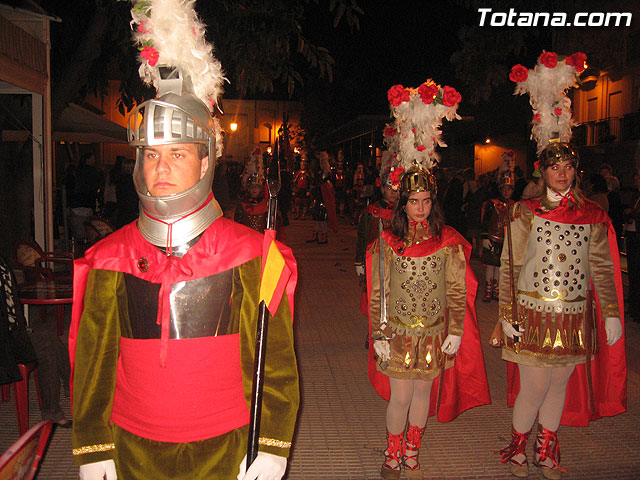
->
[237,452,287,480]
[442,334,462,355]
[79,459,117,480]
[605,317,622,346]
[373,339,390,361]
[501,319,523,339]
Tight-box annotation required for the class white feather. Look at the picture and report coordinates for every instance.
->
[513,56,580,154]
[130,0,226,112]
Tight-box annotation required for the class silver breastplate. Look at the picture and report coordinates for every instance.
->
[124,269,233,339]
[517,217,591,313]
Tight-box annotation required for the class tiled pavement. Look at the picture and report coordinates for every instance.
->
[2,217,639,479]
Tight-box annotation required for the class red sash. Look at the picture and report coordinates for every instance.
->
[111,335,249,442]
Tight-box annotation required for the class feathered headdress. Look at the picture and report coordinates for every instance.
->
[127,0,227,156]
[510,51,586,155]
[241,146,265,187]
[382,80,462,189]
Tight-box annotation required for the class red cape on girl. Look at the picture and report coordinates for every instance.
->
[366,225,490,421]
[506,198,627,426]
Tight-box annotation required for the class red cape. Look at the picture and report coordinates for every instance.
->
[69,217,297,400]
[366,226,491,421]
[320,182,338,233]
[506,198,627,426]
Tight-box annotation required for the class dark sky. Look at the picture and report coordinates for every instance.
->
[303,1,479,118]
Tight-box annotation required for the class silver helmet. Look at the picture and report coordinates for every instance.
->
[127,72,222,248]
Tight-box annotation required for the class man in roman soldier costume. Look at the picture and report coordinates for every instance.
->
[70,2,299,479]
[480,152,516,302]
[367,81,490,480]
[355,143,399,348]
[235,147,269,234]
[496,52,625,479]
[292,158,312,219]
[334,149,348,216]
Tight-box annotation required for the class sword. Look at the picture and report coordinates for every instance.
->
[376,217,391,369]
[505,201,520,351]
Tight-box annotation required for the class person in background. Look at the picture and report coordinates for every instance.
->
[586,173,609,213]
[512,165,527,201]
[480,175,514,302]
[292,158,312,220]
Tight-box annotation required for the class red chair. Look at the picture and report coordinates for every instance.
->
[1,363,42,436]
[0,420,53,480]
[14,239,73,283]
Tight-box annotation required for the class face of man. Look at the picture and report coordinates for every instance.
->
[543,160,575,193]
[142,143,208,196]
[382,184,399,204]
[405,191,432,223]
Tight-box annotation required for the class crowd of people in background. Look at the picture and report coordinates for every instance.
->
[54,147,640,327]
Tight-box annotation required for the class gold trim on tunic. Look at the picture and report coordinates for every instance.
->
[259,437,291,449]
[73,443,116,456]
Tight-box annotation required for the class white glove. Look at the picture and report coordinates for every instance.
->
[355,264,365,276]
[373,339,390,362]
[482,239,491,249]
[79,459,117,480]
[442,334,462,355]
[501,319,523,339]
[237,452,287,480]
[605,317,622,346]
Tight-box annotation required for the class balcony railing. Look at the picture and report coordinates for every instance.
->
[573,112,640,146]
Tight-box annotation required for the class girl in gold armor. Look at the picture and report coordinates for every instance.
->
[369,169,489,479]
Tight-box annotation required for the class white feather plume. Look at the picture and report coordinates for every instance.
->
[385,81,461,175]
[129,0,226,112]
[512,53,582,154]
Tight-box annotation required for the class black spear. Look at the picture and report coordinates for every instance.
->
[246,136,282,467]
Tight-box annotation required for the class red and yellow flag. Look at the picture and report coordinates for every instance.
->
[260,229,291,316]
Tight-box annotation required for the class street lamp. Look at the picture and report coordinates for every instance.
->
[230,122,238,132]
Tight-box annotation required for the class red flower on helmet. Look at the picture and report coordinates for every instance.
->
[389,167,405,185]
[416,145,427,152]
[566,52,587,73]
[539,51,558,68]
[388,85,410,107]
[442,86,461,107]
[418,83,438,104]
[555,108,562,116]
[509,64,528,82]
[534,112,541,123]
[384,127,397,137]
[141,46,159,66]
[137,21,149,34]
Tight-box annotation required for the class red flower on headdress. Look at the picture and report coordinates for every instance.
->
[539,51,558,68]
[141,46,159,66]
[555,108,562,116]
[416,145,427,152]
[509,64,528,82]
[384,127,397,137]
[442,86,461,107]
[389,167,405,185]
[418,83,438,104]
[533,161,540,171]
[137,21,149,34]
[388,85,410,107]
[534,112,541,123]
[375,178,381,187]
[566,52,587,73]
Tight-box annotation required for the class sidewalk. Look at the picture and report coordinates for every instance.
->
[1,217,639,479]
